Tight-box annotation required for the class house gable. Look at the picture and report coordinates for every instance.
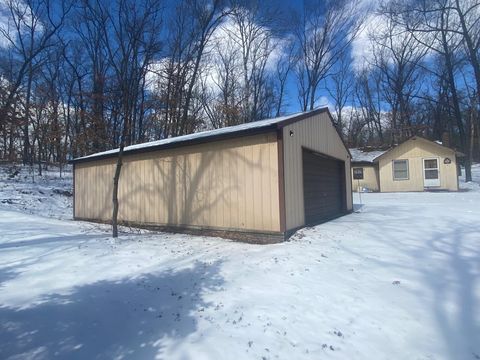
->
[374,137,456,162]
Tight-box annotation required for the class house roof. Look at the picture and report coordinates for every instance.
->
[350,136,463,165]
[71,107,337,164]
[350,148,387,163]
[373,136,462,162]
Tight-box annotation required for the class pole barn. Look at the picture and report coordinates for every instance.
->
[71,108,353,243]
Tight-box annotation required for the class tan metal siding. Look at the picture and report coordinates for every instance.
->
[74,158,115,221]
[351,165,380,192]
[283,112,353,231]
[74,132,280,232]
[378,138,458,192]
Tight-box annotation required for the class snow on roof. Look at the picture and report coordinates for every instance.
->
[349,148,387,163]
[73,108,327,162]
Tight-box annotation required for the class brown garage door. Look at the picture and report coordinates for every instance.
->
[303,148,346,225]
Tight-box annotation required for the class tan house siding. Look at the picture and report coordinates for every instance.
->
[377,138,458,192]
[282,112,353,230]
[351,164,380,192]
[75,132,281,232]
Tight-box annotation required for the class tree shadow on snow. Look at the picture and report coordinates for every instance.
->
[0,260,223,360]
[0,234,100,251]
[342,205,480,360]
[0,234,101,289]
[420,224,480,360]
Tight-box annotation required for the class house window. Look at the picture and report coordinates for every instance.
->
[353,168,364,180]
[393,160,409,180]
[424,159,439,179]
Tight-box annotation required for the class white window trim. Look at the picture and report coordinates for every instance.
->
[392,159,409,181]
[422,157,441,187]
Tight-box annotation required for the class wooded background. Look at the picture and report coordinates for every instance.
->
[0,0,479,180]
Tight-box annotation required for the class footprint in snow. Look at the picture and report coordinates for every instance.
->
[322,344,335,351]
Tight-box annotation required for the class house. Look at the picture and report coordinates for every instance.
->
[351,136,461,192]
[349,148,385,192]
[71,108,353,243]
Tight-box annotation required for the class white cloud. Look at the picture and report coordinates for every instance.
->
[318,95,334,110]
[351,0,441,73]
[146,10,288,97]
[144,58,171,92]
[351,3,393,73]
[0,0,11,48]
[207,12,286,87]
[0,0,44,49]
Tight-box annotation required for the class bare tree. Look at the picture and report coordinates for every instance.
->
[344,102,369,147]
[61,42,88,159]
[227,1,278,122]
[354,68,384,144]
[74,0,112,151]
[157,0,229,137]
[327,54,355,134]
[294,0,363,111]
[371,9,428,143]
[179,0,229,132]
[274,38,295,117]
[202,39,242,128]
[393,0,473,179]
[0,0,70,164]
[451,0,480,107]
[94,0,164,237]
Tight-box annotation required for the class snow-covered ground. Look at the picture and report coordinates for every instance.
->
[0,164,72,219]
[0,164,479,360]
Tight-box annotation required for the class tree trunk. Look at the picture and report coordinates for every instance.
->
[309,85,316,111]
[465,106,476,182]
[464,155,472,183]
[438,21,471,180]
[455,0,480,108]
[112,144,124,238]
[23,65,34,165]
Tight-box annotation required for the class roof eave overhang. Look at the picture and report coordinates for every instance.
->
[351,161,378,166]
